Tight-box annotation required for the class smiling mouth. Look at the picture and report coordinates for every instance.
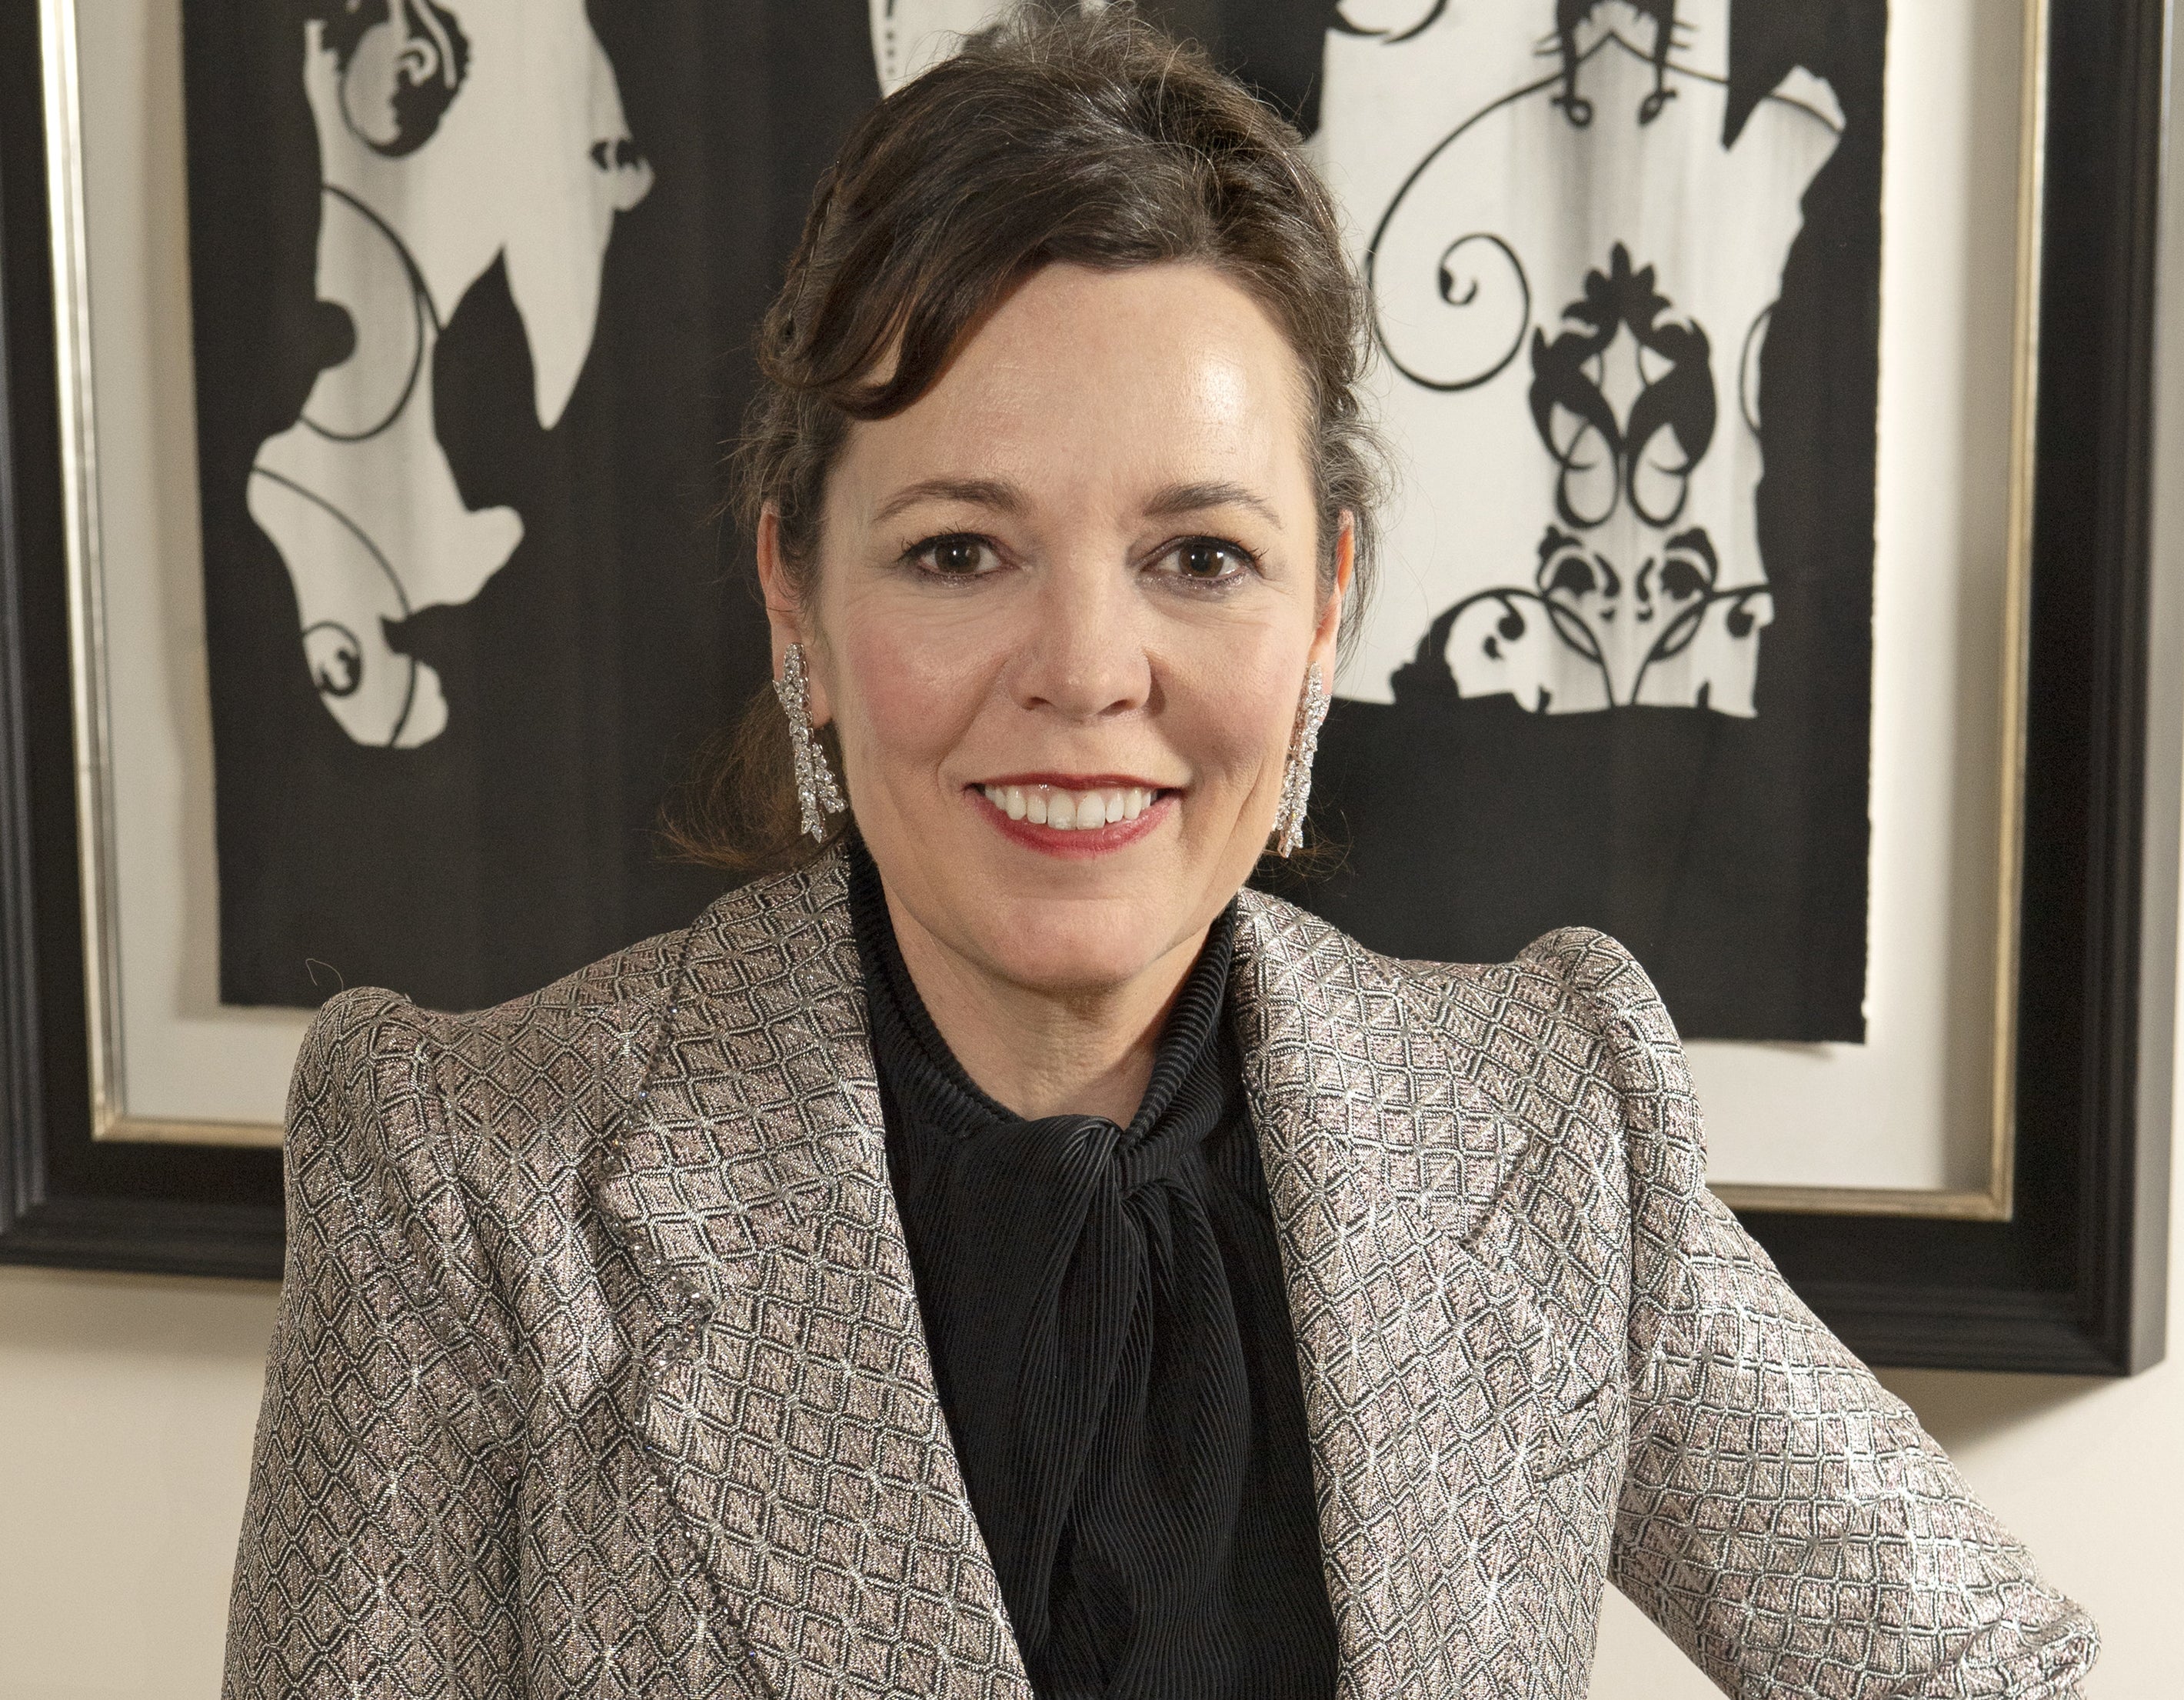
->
[977,782,1168,830]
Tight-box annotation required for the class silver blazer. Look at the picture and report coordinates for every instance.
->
[225,851,2096,1698]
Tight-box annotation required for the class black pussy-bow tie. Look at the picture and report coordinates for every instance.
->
[847,842,1338,1698]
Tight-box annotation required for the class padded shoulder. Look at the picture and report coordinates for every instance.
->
[1234,888,1679,1064]
[1233,891,1702,1175]
[1513,925,1685,1050]
[279,982,524,1432]
[1510,927,1700,1161]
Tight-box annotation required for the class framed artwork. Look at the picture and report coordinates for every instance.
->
[1297,0,1995,1221]
[0,0,2170,1374]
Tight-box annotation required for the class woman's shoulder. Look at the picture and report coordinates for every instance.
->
[1233,886,1681,1052]
[293,918,697,1090]
[286,856,857,1160]
[1233,889,1699,1158]
[278,920,701,1208]
[297,855,851,1085]
[1231,890,1708,1224]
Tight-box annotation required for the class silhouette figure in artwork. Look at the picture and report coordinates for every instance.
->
[1528,243,1715,532]
[1553,0,1681,125]
[251,0,653,748]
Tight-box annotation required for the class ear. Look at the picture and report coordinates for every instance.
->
[1310,512,1353,678]
[757,507,833,724]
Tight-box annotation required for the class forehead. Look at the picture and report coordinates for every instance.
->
[834,262,1313,512]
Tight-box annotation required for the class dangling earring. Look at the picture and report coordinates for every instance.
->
[1273,664,1329,858]
[774,642,846,842]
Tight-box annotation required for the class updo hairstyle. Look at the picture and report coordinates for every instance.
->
[674,2,1383,875]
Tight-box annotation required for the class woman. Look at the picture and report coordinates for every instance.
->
[225,11,2096,1698]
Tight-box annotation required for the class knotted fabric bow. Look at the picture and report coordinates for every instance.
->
[847,842,1337,1697]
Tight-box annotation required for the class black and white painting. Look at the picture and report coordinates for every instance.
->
[1298,0,1881,1040]
[185,0,1878,1039]
[250,1,654,748]
[1358,15,1839,718]
[187,1,884,1008]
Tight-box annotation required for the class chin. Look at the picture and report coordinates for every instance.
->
[967,898,1188,998]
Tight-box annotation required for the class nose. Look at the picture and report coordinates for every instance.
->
[1009,550,1152,722]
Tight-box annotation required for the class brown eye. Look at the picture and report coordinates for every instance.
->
[914,535,997,576]
[1157,538,1253,583]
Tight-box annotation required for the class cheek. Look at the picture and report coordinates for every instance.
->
[1170,628,1304,791]
[828,612,994,772]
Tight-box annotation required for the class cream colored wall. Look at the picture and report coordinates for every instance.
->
[0,1268,278,1697]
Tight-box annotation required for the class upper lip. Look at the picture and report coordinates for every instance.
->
[970,772,1177,792]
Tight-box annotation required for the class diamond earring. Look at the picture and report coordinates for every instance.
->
[1274,664,1329,858]
[774,642,846,842]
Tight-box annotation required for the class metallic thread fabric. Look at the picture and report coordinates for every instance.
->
[224,848,2098,1698]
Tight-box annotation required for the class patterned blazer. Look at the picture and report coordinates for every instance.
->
[225,850,2096,1699]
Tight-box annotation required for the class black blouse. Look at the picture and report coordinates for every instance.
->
[847,845,1339,1698]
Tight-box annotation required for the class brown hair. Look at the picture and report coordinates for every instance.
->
[670,2,1383,875]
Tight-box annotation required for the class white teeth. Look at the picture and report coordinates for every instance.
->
[983,783,1164,828]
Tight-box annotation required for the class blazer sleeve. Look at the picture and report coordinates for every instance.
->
[1549,932,2101,1698]
[224,988,522,1699]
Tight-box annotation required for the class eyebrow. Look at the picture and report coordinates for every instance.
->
[871,475,1283,532]
[871,478,1027,526]
[1142,479,1283,532]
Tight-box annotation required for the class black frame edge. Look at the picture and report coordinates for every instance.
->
[1737,0,2175,1376]
[0,0,286,1284]
[2125,0,2179,1378]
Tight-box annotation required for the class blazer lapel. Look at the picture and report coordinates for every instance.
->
[590,862,1559,1699]
[1230,892,1553,1700]
[593,853,1031,1700]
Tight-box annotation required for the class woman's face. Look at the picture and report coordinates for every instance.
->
[769,261,1343,1001]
